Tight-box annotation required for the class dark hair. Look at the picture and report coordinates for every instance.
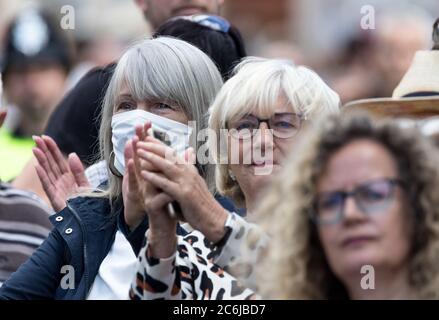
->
[154,18,247,80]
[1,9,73,78]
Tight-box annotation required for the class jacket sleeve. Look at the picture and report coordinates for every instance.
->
[117,212,149,257]
[206,212,268,290]
[129,230,257,300]
[0,229,66,300]
[129,230,182,300]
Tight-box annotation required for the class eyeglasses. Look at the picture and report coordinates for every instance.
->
[170,14,230,33]
[228,113,305,140]
[311,178,404,225]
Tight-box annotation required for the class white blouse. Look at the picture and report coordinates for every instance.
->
[87,230,137,300]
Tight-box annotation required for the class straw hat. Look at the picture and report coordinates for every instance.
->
[343,18,439,120]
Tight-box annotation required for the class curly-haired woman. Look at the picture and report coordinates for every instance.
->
[255,112,439,299]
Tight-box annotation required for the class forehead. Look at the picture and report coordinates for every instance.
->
[262,94,294,115]
[228,94,296,123]
[317,139,398,191]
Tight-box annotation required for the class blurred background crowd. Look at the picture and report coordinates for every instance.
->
[1,0,439,105]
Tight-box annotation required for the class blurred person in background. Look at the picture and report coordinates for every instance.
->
[0,8,72,182]
[372,8,433,98]
[343,18,439,148]
[128,57,340,300]
[258,40,305,66]
[0,108,52,288]
[328,5,433,103]
[254,113,439,299]
[12,0,227,204]
[327,32,380,104]
[135,0,224,29]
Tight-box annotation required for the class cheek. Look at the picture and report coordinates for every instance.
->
[377,197,413,256]
[172,112,189,125]
[40,75,65,96]
[318,225,340,257]
[276,139,295,161]
[4,78,24,96]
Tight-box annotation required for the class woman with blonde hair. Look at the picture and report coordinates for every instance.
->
[129,57,340,299]
[255,112,439,299]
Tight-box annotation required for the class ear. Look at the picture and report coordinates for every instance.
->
[134,0,148,13]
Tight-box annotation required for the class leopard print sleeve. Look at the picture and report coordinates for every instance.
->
[129,229,257,300]
[203,212,269,291]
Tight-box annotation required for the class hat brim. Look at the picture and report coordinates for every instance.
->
[343,96,439,119]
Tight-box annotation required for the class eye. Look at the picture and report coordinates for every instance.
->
[234,117,259,131]
[273,114,301,130]
[317,193,343,212]
[273,120,295,129]
[358,186,389,202]
[151,103,175,112]
[116,102,136,111]
[236,121,254,131]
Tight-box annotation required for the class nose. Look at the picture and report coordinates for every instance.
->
[342,196,366,225]
[251,122,275,164]
[254,122,274,149]
[23,70,41,90]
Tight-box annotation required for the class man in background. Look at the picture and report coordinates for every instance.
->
[0,8,72,181]
[0,109,52,287]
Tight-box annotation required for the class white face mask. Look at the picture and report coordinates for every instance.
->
[110,109,192,175]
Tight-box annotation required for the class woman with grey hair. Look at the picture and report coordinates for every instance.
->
[0,37,224,300]
[129,57,340,299]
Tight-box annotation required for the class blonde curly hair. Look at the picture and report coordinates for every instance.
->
[254,112,439,299]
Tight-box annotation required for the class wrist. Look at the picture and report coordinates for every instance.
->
[204,204,229,244]
[148,229,177,259]
[124,206,145,232]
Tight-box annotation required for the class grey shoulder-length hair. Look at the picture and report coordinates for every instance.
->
[97,36,223,204]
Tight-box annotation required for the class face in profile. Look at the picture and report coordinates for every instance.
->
[315,139,413,284]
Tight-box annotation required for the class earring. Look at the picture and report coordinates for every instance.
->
[109,151,123,178]
[228,169,236,181]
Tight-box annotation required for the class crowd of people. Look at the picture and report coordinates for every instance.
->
[0,0,439,300]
